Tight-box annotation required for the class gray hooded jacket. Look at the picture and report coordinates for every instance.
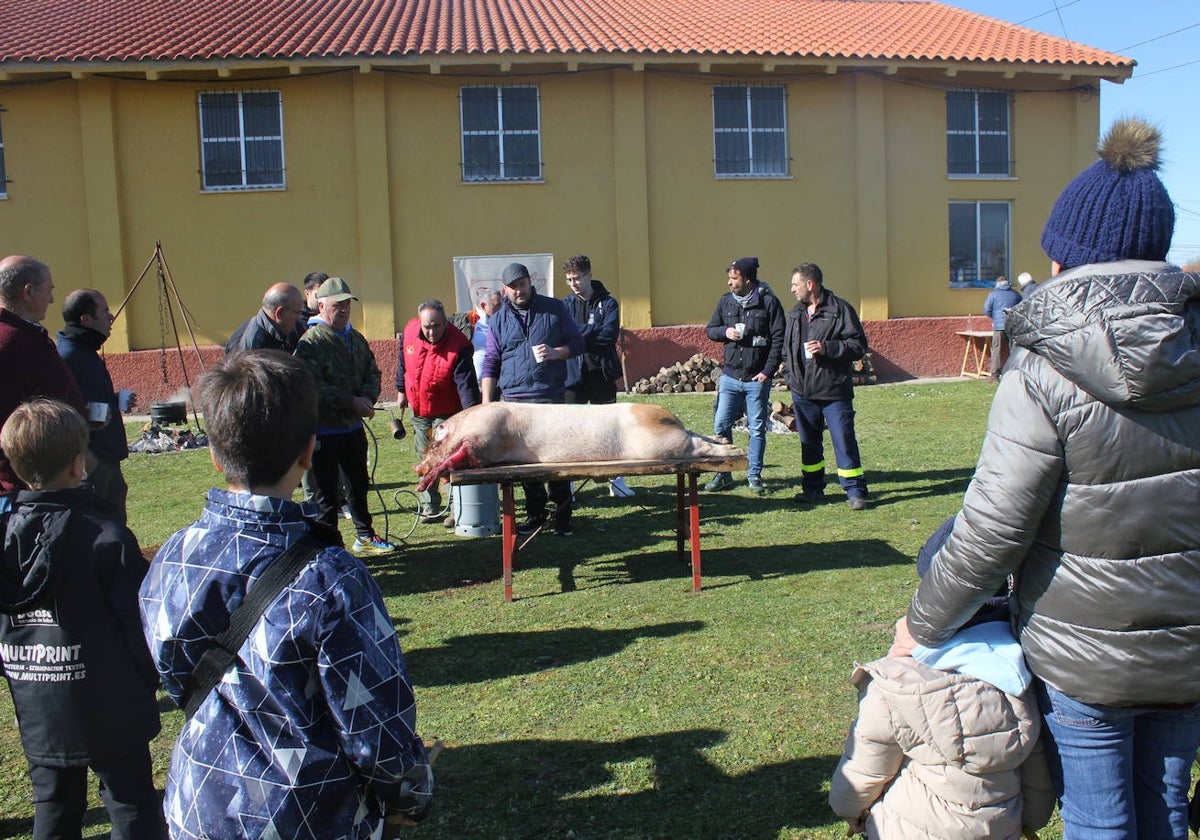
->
[908,260,1200,707]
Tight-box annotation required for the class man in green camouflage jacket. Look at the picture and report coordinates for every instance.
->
[295,276,395,555]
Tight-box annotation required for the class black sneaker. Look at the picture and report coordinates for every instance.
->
[554,520,573,537]
[517,516,547,536]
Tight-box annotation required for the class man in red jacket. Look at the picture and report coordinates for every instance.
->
[396,299,480,523]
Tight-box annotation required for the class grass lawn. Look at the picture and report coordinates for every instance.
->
[0,379,1073,838]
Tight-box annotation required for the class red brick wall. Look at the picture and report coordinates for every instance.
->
[103,315,988,407]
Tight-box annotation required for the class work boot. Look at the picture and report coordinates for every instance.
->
[704,473,735,492]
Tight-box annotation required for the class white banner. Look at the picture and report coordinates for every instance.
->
[452,253,555,314]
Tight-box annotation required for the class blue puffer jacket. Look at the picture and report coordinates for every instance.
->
[982,281,1023,330]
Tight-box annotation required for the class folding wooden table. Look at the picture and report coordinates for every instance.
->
[956,329,994,378]
[450,454,747,601]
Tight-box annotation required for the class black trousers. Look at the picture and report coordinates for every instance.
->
[28,749,163,840]
[312,426,374,540]
[564,368,618,406]
[503,394,572,524]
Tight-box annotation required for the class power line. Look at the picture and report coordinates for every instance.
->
[1118,21,1200,52]
[1129,55,1200,80]
[1013,0,1085,26]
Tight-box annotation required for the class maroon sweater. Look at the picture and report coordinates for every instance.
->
[0,308,86,495]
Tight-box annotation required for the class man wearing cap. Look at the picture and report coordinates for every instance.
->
[396,298,480,525]
[703,256,785,495]
[893,117,1200,838]
[1015,271,1038,297]
[981,276,1022,375]
[224,282,305,355]
[295,276,394,555]
[480,262,584,536]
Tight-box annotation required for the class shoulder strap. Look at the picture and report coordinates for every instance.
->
[181,536,324,720]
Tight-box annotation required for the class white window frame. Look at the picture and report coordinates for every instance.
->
[198,90,286,192]
[459,85,543,182]
[712,84,789,178]
[946,90,1011,178]
[949,200,1011,288]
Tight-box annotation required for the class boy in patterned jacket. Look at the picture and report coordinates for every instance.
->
[139,350,433,839]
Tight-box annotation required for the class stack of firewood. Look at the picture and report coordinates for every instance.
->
[628,351,876,395]
[628,354,721,394]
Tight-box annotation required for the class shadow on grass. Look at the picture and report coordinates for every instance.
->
[420,729,840,838]
[405,621,705,687]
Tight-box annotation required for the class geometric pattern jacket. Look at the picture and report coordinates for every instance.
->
[139,489,433,839]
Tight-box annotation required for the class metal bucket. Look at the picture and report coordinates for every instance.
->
[452,483,500,537]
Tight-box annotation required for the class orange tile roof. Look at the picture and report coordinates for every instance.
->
[0,0,1130,71]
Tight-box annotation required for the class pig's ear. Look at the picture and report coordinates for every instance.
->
[433,424,451,442]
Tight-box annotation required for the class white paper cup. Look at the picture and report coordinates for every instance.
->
[803,342,815,359]
[734,322,746,340]
[87,402,110,424]
[531,344,548,363]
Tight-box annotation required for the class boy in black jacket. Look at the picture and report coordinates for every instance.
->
[0,398,163,839]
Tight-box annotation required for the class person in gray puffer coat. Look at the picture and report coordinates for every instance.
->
[894,118,1200,839]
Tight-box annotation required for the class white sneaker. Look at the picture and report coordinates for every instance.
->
[609,477,635,498]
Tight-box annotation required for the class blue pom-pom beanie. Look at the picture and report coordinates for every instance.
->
[1040,118,1175,269]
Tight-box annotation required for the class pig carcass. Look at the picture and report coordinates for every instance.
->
[414,402,743,490]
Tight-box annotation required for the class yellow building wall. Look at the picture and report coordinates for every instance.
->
[0,65,1102,347]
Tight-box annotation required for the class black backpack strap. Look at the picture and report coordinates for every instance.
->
[181,536,324,720]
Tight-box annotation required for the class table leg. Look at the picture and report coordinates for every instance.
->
[501,483,516,602]
[960,336,973,378]
[688,473,702,593]
[979,336,993,377]
[675,473,685,562]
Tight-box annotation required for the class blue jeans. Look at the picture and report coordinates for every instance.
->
[713,375,771,480]
[1037,681,1200,840]
[790,393,867,498]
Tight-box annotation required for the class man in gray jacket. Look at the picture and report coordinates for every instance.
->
[892,118,1200,838]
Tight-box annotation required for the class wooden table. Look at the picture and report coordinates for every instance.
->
[956,329,994,378]
[450,455,747,601]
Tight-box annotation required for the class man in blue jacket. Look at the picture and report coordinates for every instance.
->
[982,276,1022,375]
[481,262,584,535]
[56,289,130,522]
[561,254,634,498]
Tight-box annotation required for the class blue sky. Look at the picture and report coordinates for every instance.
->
[949,0,1200,266]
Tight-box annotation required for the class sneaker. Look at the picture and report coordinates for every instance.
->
[416,507,441,524]
[847,496,868,511]
[340,505,353,521]
[747,477,765,495]
[609,477,635,498]
[704,473,735,492]
[516,516,547,536]
[554,520,573,537]
[795,490,825,505]
[352,535,396,555]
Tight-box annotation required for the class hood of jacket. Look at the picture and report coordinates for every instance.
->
[853,656,1040,775]
[0,490,106,612]
[1006,260,1200,411]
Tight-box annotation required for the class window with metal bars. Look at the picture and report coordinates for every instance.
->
[198,91,285,191]
[712,85,789,177]
[460,86,542,182]
[949,201,1011,287]
[946,90,1011,177]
